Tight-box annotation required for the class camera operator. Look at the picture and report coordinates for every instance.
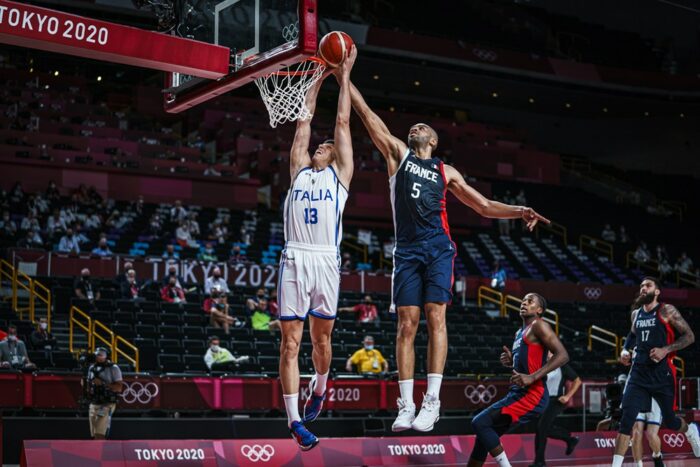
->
[85,347,123,439]
[596,373,626,431]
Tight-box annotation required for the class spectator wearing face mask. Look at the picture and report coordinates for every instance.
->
[346,335,388,375]
[204,335,249,372]
[338,295,379,324]
[74,268,101,305]
[162,264,185,289]
[198,242,218,262]
[162,244,180,260]
[246,288,268,313]
[114,262,133,288]
[120,269,145,301]
[0,325,36,369]
[58,228,81,254]
[229,244,247,264]
[204,267,229,295]
[0,211,17,236]
[203,287,243,334]
[30,318,57,363]
[91,238,113,257]
[160,276,186,304]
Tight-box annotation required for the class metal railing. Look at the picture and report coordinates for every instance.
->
[477,285,503,309]
[674,356,685,378]
[92,319,115,351]
[579,235,613,262]
[503,294,560,335]
[625,251,659,274]
[0,259,14,302]
[32,280,52,332]
[659,200,685,222]
[14,270,33,320]
[0,259,52,330]
[535,221,568,245]
[341,236,368,264]
[115,336,140,372]
[588,325,620,363]
[69,306,92,355]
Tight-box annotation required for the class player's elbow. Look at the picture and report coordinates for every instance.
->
[558,348,570,366]
[473,198,490,217]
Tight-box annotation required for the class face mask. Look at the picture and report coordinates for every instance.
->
[8,335,17,342]
[169,271,176,276]
[214,274,221,279]
[169,282,176,287]
[211,345,220,352]
[40,323,47,330]
[364,344,374,351]
[82,275,90,280]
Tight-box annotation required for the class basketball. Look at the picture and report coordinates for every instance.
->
[318,31,354,67]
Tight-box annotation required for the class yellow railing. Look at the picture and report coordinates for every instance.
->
[14,270,33,320]
[341,236,368,264]
[32,280,52,332]
[115,335,140,372]
[588,325,620,363]
[0,259,53,330]
[659,200,685,222]
[0,259,14,302]
[579,235,613,262]
[535,221,568,245]
[625,251,659,274]
[477,285,503,309]
[92,319,115,351]
[674,356,685,378]
[504,294,559,335]
[69,306,92,355]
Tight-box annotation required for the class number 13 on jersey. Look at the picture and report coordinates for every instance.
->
[304,208,318,224]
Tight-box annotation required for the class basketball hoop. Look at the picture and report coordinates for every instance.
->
[254,57,326,128]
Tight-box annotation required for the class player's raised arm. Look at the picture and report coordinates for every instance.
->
[332,46,357,189]
[512,320,569,387]
[442,164,551,231]
[289,71,329,179]
[347,81,406,176]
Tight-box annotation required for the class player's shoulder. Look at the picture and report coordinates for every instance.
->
[660,302,680,320]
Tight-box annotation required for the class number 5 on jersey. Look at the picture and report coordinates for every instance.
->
[411,182,421,199]
[304,208,318,224]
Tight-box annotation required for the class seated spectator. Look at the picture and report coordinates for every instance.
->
[73,223,91,246]
[204,267,229,295]
[601,224,616,242]
[161,276,186,304]
[91,238,113,257]
[162,244,180,260]
[208,221,226,245]
[84,210,102,231]
[341,252,354,271]
[58,228,81,254]
[162,264,186,289]
[114,262,133,287]
[339,295,379,324]
[175,221,195,248]
[198,242,218,262]
[246,288,268,312]
[20,211,41,232]
[204,336,249,371]
[30,318,57,362]
[675,252,694,274]
[490,260,507,292]
[74,268,101,305]
[202,287,242,334]
[0,325,36,369]
[633,242,650,265]
[187,213,201,237]
[45,180,60,202]
[249,297,280,332]
[345,335,388,375]
[45,209,67,238]
[658,258,673,283]
[1,211,17,236]
[229,244,247,264]
[120,269,145,301]
[170,200,188,223]
[618,225,628,244]
[17,229,43,248]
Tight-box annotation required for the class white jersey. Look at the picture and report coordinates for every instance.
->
[283,165,348,248]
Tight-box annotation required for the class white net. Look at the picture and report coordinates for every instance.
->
[254,58,326,128]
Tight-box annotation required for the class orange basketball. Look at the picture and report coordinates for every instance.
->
[318,31,354,67]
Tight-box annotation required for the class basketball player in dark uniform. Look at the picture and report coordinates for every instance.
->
[612,277,700,466]
[347,82,550,432]
[468,293,568,467]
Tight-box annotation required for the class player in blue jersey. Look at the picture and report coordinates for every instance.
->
[612,277,700,466]
[347,83,550,432]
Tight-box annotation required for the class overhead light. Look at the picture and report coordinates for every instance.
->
[528,97,535,104]
[44,84,49,89]
[389,106,395,112]
[414,81,420,86]
[603,107,608,113]
[680,113,685,118]
[454,86,460,92]
[29,68,33,73]
[491,92,498,98]
[54,70,59,76]
[372,75,379,80]
[97,76,102,82]
[565,102,571,108]
[644,111,649,117]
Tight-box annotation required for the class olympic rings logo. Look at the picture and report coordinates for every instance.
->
[663,433,685,448]
[471,47,498,62]
[240,444,275,462]
[282,22,299,42]
[583,287,602,300]
[464,384,498,404]
[120,381,159,404]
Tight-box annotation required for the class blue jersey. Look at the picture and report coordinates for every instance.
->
[633,303,675,366]
[389,150,451,244]
[511,322,547,391]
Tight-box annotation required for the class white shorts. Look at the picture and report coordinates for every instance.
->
[278,242,340,321]
[636,397,662,425]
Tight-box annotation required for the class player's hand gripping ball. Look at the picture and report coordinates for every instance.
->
[318,31,354,67]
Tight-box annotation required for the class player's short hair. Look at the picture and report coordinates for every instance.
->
[322,139,334,146]
[642,276,661,289]
[531,293,547,314]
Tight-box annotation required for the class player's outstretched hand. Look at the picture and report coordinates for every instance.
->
[500,345,513,367]
[511,369,534,387]
[521,207,550,231]
[334,45,357,80]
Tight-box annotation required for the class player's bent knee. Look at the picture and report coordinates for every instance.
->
[619,410,638,435]
[280,339,301,359]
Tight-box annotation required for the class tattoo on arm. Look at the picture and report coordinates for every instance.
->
[662,304,695,352]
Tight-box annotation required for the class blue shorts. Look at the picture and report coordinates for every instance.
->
[391,236,456,309]
[488,385,549,425]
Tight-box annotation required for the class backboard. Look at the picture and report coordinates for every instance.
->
[163,0,318,113]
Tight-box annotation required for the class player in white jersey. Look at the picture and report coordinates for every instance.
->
[280,46,357,451]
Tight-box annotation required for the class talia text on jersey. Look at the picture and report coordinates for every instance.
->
[292,189,334,202]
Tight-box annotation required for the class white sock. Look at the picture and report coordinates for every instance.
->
[652,451,662,458]
[636,461,643,467]
[314,371,329,395]
[612,454,624,467]
[283,393,301,427]
[426,373,443,399]
[399,379,414,405]
[493,451,511,467]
